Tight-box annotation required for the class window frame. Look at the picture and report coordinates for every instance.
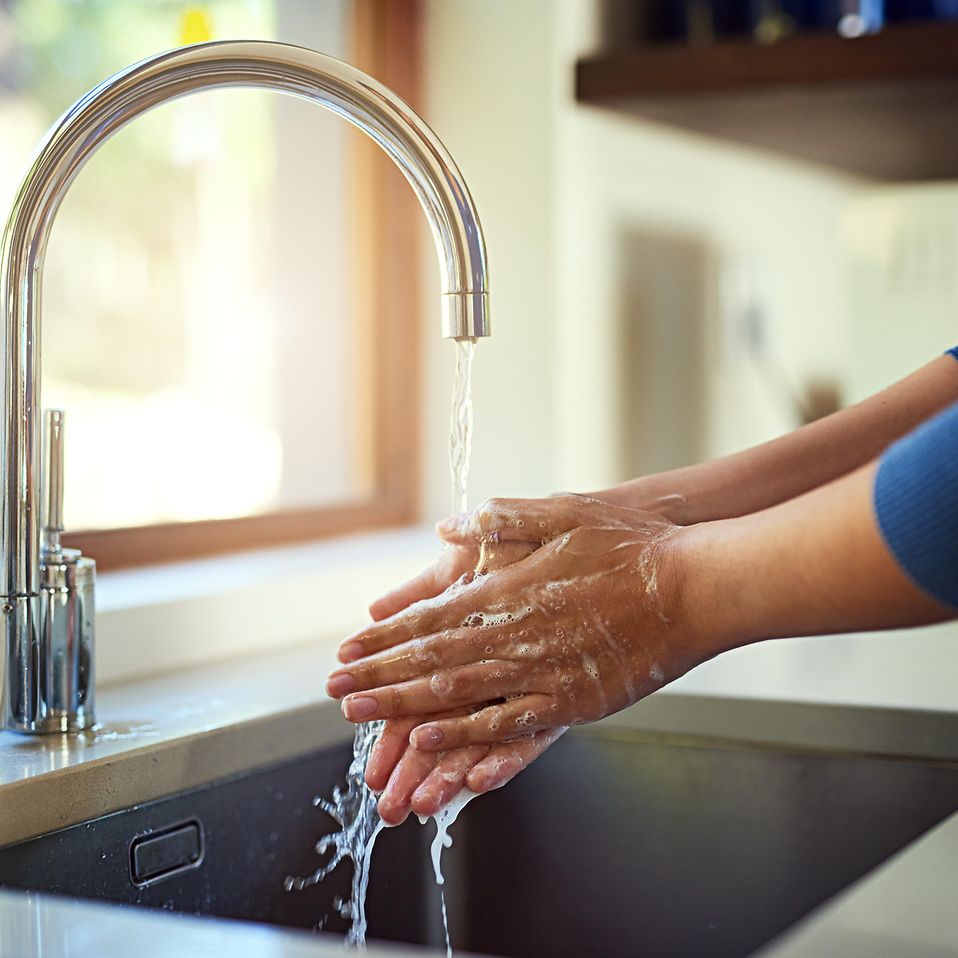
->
[63,0,423,570]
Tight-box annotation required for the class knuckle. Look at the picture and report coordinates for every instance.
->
[355,661,377,686]
[430,669,469,702]
[409,639,439,671]
[385,686,405,714]
[429,671,456,701]
[564,526,590,547]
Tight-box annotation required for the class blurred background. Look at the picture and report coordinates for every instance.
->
[0,0,955,559]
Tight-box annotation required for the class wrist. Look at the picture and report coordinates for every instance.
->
[589,474,694,524]
[659,519,757,663]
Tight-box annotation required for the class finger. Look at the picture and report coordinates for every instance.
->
[368,707,478,794]
[409,694,558,751]
[337,569,520,664]
[369,565,445,622]
[329,627,499,698]
[340,661,527,723]
[410,744,489,818]
[466,726,567,793]
[368,546,476,621]
[377,738,440,826]
[365,717,418,793]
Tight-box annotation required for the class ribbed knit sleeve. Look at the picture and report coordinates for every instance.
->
[874,398,958,610]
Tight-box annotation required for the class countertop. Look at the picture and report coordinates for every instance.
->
[0,887,424,958]
[1,638,956,957]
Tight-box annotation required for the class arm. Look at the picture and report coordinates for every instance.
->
[680,460,948,656]
[593,353,958,524]
[346,359,958,807]
[329,411,956,746]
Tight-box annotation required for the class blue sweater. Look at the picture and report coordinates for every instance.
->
[874,347,958,610]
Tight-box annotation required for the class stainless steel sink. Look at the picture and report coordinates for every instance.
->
[1,725,957,958]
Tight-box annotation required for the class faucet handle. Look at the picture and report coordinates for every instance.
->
[41,408,65,555]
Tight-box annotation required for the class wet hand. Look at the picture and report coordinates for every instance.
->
[366,713,566,825]
[329,496,708,751]
[357,534,551,823]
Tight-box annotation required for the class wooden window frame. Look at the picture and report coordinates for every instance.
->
[63,0,423,570]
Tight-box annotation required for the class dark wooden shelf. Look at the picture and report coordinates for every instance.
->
[575,22,958,180]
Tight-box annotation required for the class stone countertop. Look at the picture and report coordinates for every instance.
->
[0,887,429,958]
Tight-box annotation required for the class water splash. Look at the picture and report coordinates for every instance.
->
[418,789,480,957]
[284,721,384,945]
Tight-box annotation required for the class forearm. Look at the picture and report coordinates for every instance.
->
[677,460,952,658]
[332,409,957,746]
[595,354,958,524]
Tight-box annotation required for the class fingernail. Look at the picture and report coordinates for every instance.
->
[326,672,356,698]
[343,695,378,720]
[411,726,444,749]
[338,641,364,663]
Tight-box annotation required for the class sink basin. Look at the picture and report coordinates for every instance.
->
[1,725,957,957]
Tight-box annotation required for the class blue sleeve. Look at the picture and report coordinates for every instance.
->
[874,398,958,610]
[948,346,958,361]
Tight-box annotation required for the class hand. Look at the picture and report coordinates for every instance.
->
[329,495,711,751]
[355,534,555,824]
[366,713,566,825]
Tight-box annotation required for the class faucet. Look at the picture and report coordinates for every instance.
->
[0,41,490,734]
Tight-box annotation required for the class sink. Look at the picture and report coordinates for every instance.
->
[1,725,957,958]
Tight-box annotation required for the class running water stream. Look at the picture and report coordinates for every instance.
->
[288,339,480,952]
[449,338,476,515]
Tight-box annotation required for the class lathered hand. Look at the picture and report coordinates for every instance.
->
[329,496,710,751]
[366,711,564,825]
[354,537,562,824]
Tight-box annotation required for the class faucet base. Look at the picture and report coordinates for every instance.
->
[1,554,96,735]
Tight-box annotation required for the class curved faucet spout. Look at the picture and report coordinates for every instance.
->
[0,40,490,732]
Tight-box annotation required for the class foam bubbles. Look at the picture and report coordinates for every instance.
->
[462,606,533,629]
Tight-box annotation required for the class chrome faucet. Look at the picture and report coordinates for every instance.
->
[0,41,490,734]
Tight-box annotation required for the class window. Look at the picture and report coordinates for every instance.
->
[0,0,421,568]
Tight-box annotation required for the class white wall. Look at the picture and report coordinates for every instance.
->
[420,0,856,519]
[844,183,958,401]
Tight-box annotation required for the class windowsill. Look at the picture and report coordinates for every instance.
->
[95,525,440,686]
